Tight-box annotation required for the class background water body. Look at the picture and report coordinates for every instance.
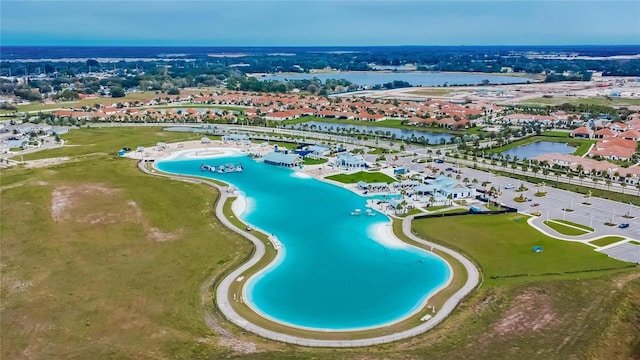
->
[292,121,454,143]
[500,141,576,159]
[156,152,450,330]
[259,72,534,86]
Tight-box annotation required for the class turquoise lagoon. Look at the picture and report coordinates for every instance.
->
[156,150,451,331]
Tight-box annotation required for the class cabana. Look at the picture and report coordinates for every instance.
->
[357,181,389,192]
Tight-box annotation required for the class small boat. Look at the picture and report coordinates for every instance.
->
[200,163,211,171]
[351,208,362,216]
[365,209,375,216]
[218,165,226,173]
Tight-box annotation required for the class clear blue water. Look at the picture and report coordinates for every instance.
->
[259,72,534,87]
[155,151,451,330]
[292,121,454,144]
[500,141,576,159]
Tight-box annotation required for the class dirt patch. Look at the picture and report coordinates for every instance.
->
[51,185,180,241]
[217,337,258,354]
[494,290,556,335]
[51,184,117,222]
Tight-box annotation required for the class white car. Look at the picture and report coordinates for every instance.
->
[504,184,515,189]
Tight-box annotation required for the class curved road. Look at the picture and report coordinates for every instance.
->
[138,159,481,347]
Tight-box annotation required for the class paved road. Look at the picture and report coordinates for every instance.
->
[137,158,481,347]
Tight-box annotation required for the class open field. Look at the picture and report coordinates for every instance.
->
[411,213,630,280]
[14,126,203,161]
[520,96,640,107]
[325,171,396,184]
[0,156,252,359]
[1,127,639,359]
[0,91,168,115]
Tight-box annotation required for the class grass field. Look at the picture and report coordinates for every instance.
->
[2,128,639,359]
[0,91,166,115]
[325,171,396,184]
[543,220,590,236]
[0,156,251,359]
[412,213,629,280]
[590,236,626,247]
[520,97,640,107]
[14,127,203,161]
[301,157,328,165]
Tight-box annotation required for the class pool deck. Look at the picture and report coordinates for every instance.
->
[138,144,481,347]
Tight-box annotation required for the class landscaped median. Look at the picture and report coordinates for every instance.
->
[543,219,594,236]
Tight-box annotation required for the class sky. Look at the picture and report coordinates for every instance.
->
[1,0,639,46]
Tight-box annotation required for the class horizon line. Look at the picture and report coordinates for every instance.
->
[2,44,640,48]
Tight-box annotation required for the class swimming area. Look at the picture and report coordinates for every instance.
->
[155,149,451,331]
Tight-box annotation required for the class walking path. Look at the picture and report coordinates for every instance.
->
[137,159,481,347]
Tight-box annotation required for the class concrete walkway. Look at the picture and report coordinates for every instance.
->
[137,160,481,347]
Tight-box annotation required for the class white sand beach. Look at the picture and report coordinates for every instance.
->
[368,222,408,249]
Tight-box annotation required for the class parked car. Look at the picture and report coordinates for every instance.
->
[445,167,454,171]
[619,223,629,229]
[504,183,515,189]
[435,159,444,163]
[531,203,540,207]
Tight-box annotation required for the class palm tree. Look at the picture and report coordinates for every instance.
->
[472,178,478,189]
[621,182,627,195]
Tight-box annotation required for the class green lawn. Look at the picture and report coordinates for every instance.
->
[301,157,328,165]
[325,171,396,184]
[412,213,628,280]
[543,220,590,236]
[590,236,626,247]
[541,130,571,138]
[15,127,204,161]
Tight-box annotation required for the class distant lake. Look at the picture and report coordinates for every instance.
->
[258,72,535,87]
[501,141,575,159]
[290,121,454,144]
